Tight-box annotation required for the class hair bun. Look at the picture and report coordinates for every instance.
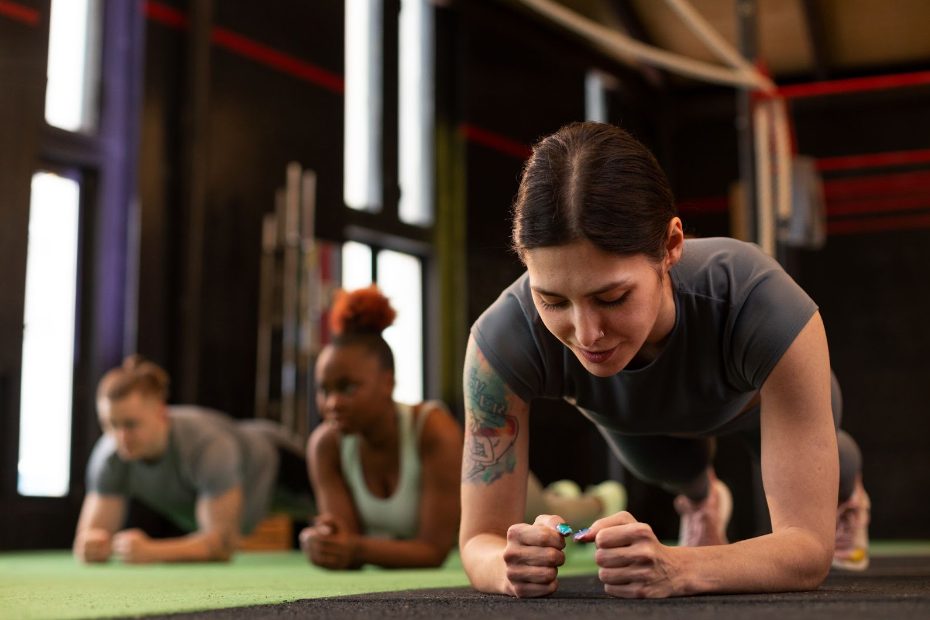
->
[329,285,396,336]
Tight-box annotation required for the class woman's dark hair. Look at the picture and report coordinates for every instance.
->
[512,121,676,261]
[328,285,396,373]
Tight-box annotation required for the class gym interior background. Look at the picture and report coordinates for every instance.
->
[1,0,928,552]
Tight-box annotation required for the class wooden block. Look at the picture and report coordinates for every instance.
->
[238,513,294,551]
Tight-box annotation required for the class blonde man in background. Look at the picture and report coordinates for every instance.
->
[74,355,313,563]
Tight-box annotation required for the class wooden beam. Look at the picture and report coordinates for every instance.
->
[800,0,830,80]
[605,0,666,88]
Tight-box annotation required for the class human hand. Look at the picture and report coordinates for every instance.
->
[574,511,683,598]
[502,514,568,598]
[75,528,113,563]
[299,514,357,569]
[112,528,155,564]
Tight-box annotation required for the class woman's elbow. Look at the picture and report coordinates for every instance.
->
[792,536,833,590]
[806,549,834,589]
[422,541,455,568]
[421,554,446,569]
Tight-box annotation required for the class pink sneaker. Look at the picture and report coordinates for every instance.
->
[674,478,732,547]
[833,479,870,571]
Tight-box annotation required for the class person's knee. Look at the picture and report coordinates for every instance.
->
[837,430,862,502]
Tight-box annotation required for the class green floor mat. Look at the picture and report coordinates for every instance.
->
[4,542,929,620]
[0,544,601,620]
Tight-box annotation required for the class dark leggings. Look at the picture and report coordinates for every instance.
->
[600,371,862,503]
[276,444,313,496]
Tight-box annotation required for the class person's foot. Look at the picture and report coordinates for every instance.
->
[585,480,627,519]
[833,478,870,571]
[674,478,732,547]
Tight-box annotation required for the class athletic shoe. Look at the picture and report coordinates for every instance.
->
[673,478,732,547]
[544,479,582,499]
[833,479,870,571]
[585,480,627,520]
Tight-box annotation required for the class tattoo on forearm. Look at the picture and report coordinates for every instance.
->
[463,347,518,484]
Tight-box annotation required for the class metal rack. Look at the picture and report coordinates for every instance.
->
[254,162,334,439]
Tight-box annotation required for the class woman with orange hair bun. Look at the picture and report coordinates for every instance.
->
[299,286,464,569]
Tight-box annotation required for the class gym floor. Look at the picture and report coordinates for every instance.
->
[4,543,929,619]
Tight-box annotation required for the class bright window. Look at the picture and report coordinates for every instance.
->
[398,0,434,226]
[340,243,424,404]
[18,172,81,497]
[585,70,610,123]
[45,0,102,132]
[344,0,383,211]
[377,250,423,404]
[341,241,374,291]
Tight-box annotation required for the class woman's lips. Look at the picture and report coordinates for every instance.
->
[578,345,617,364]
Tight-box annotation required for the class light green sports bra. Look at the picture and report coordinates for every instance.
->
[340,403,429,539]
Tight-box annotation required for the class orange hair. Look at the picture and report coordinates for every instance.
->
[329,285,396,336]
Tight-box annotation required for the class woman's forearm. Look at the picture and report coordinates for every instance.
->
[460,533,513,595]
[676,527,832,595]
[354,536,453,569]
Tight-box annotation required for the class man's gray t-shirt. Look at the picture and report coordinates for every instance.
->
[471,237,818,437]
[86,406,280,534]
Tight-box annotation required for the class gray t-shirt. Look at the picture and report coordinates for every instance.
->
[86,406,280,534]
[471,237,818,437]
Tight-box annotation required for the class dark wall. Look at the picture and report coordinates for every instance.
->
[789,87,930,538]
[658,82,930,539]
[138,1,345,419]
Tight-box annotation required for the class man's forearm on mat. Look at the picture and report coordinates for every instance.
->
[147,530,237,562]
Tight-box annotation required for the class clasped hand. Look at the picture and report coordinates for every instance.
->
[505,512,683,598]
[75,527,113,563]
[75,527,156,563]
[299,513,358,569]
[112,528,156,563]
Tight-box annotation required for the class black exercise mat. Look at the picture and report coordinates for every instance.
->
[157,556,930,620]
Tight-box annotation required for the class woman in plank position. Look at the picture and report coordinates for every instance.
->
[300,286,463,569]
[460,121,869,598]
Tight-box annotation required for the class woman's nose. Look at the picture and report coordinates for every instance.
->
[574,309,603,348]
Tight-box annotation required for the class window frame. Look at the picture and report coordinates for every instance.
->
[0,0,145,550]
[339,0,438,400]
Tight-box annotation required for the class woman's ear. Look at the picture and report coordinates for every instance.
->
[665,217,684,268]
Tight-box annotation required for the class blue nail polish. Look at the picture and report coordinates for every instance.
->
[556,523,573,536]
[572,528,590,541]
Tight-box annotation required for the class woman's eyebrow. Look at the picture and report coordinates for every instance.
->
[531,279,632,298]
